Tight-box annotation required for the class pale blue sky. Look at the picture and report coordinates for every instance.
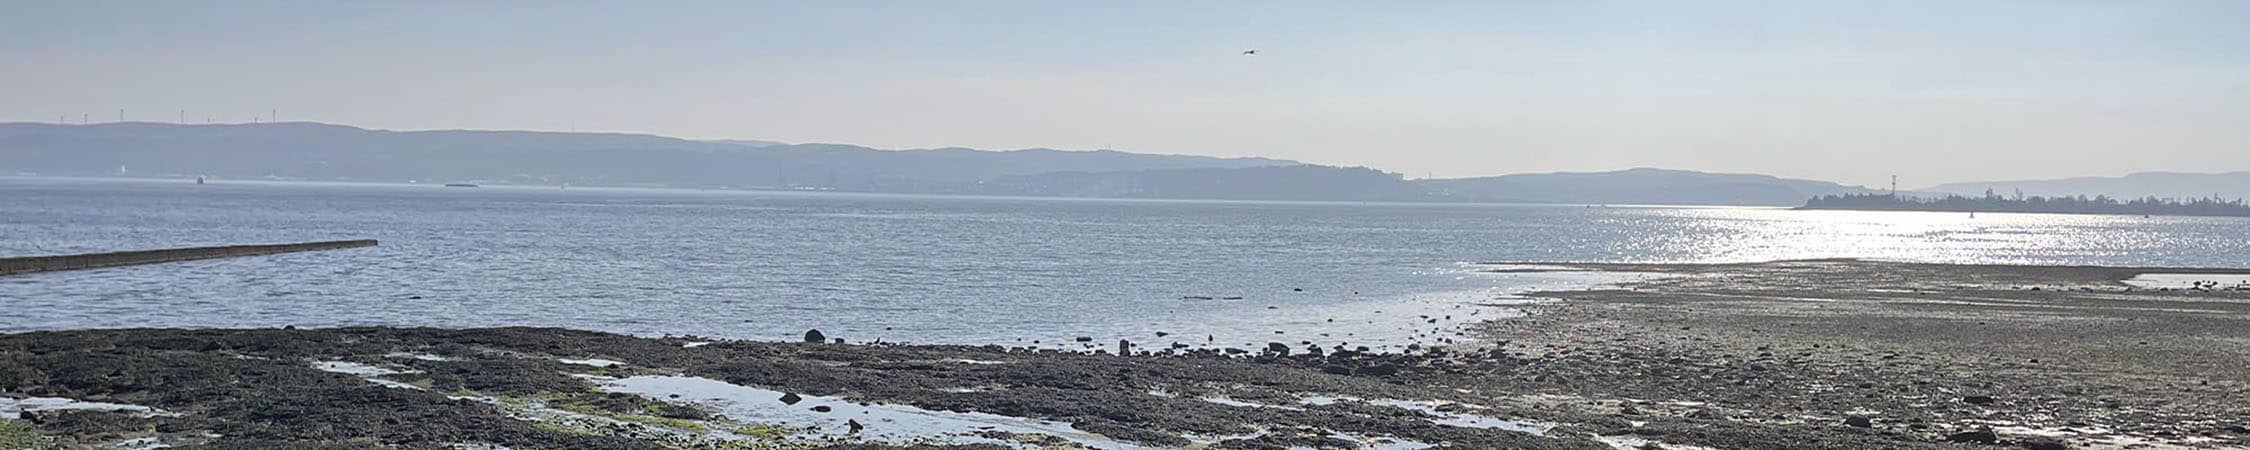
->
[5,1,2247,186]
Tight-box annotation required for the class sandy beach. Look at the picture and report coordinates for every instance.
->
[4,259,2247,449]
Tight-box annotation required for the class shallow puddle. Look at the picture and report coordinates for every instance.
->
[597,375,1160,449]
[311,361,416,376]
[1598,435,1717,450]
[557,358,626,367]
[1299,396,1556,435]
[386,352,454,361]
[1,396,167,419]
[2122,273,2250,290]
[1330,432,1437,450]
[1201,396,1305,411]
[311,360,424,390]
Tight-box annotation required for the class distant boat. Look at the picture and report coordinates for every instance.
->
[195,176,205,185]
[444,183,480,188]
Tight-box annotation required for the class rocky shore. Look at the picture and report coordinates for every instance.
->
[4,259,2247,449]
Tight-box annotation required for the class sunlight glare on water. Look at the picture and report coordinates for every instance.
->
[1622,207,2230,265]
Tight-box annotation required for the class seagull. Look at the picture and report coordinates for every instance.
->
[1242,49,1257,55]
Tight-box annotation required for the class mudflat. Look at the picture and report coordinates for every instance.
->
[3,259,2247,449]
[1481,259,2250,449]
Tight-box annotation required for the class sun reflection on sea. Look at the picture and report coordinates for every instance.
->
[1622,208,2202,265]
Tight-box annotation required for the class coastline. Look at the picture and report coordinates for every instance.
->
[4,260,2248,449]
[1794,205,2250,218]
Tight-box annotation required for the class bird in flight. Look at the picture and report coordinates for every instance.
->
[1242,49,1257,55]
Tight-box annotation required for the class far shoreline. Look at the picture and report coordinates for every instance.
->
[0,174,1807,210]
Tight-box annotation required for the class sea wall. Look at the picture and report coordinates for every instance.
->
[0,240,377,276]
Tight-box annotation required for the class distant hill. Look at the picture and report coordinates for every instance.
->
[1416,168,1885,206]
[1924,172,2250,200]
[0,122,1295,188]
[0,122,1910,205]
[973,166,1888,205]
[975,165,1434,201]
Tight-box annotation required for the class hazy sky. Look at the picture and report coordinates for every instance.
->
[5,1,2247,186]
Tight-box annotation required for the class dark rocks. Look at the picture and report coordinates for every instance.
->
[809,405,832,413]
[2018,437,2068,450]
[0,322,2137,450]
[1844,416,1872,428]
[1118,339,1132,355]
[803,329,826,343]
[1944,429,1999,444]
[1267,342,1291,356]
[1963,395,1996,405]
[1075,337,1094,343]
[847,419,864,434]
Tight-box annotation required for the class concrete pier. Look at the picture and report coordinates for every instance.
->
[0,240,377,276]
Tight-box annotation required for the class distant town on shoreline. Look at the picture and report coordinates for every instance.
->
[1801,192,2250,217]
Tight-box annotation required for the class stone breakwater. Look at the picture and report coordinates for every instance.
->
[0,240,377,276]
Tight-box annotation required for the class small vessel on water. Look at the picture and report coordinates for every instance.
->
[195,176,205,185]
[444,183,480,188]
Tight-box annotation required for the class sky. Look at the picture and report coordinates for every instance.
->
[3,1,2247,187]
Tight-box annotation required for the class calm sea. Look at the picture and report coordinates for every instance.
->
[6,177,2249,350]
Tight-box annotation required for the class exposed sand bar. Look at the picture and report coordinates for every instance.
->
[0,239,376,276]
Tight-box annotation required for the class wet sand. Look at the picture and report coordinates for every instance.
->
[1480,259,2250,449]
[3,259,2248,449]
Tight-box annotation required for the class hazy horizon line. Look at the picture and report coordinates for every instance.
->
[7,119,2243,188]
